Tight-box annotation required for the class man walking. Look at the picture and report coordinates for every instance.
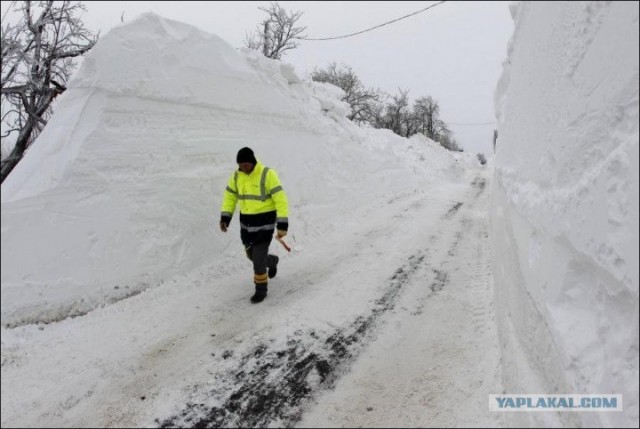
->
[219,147,289,303]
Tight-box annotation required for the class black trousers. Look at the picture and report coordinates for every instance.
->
[245,239,278,279]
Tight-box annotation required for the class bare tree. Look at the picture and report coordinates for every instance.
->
[413,96,440,140]
[311,63,384,125]
[382,89,411,137]
[244,2,306,60]
[1,1,97,184]
[437,131,462,152]
[434,119,456,148]
[403,105,419,138]
[412,96,462,151]
[308,60,462,151]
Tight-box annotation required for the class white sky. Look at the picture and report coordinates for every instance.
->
[2,1,513,154]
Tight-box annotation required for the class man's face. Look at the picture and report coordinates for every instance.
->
[238,162,255,174]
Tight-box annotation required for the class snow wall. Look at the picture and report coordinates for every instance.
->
[492,2,639,427]
[0,13,475,327]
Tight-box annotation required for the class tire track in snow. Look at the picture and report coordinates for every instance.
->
[293,174,501,428]
[157,252,428,428]
[409,176,485,317]
[157,197,469,428]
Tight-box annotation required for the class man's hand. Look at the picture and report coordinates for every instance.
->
[276,229,287,238]
[220,221,228,232]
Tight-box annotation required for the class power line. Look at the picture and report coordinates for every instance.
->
[299,2,494,128]
[302,1,447,41]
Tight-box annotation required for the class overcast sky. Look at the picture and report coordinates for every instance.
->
[2,1,514,154]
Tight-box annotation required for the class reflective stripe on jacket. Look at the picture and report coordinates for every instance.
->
[220,161,289,224]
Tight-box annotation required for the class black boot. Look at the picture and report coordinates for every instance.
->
[268,255,279,279]
[251,283,268,303]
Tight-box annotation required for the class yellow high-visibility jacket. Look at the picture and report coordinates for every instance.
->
[220,162,288,242]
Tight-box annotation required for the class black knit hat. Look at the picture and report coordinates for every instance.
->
[236,147,257,164]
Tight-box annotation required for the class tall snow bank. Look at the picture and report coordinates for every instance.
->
[1,13,468,327]
[492,2,639,427]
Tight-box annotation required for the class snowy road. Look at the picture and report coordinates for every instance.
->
[298,174,503,428]
[1,167,502,428]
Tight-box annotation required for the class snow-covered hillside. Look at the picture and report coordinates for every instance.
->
[0,13,473,328]
[492,2,639,427]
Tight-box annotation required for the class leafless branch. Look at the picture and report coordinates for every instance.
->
[245,2,306,60]
[1,0,98,183]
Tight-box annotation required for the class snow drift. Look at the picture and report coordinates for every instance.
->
[492,2,639,427]
[0,13,471,327]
